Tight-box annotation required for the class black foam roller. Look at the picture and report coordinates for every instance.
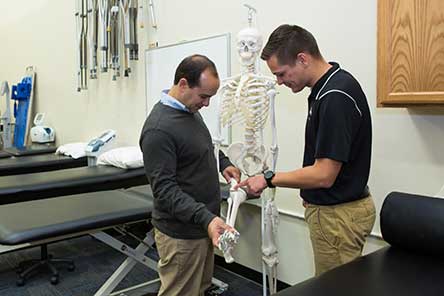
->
[381,191,444,255]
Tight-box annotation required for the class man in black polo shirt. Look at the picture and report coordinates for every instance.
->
[237,24,376,276]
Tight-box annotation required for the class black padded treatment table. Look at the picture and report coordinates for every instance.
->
[0,189,153,246]
[0,188,158,294]
[0,151,10,159]
[2,144,57,156]
[273,191,444,296]
[0,165,147,205]
[0,153,87,176]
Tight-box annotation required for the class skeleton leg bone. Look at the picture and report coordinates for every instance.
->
[262,192,279,294]
[218,179,246,263]
[226,179,247,227]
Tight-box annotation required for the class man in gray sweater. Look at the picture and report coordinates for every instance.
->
[140,54,240,296]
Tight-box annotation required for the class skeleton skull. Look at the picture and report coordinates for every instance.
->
[237,27,263,66]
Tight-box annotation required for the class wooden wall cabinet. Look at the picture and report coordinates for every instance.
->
[378,0,444,106]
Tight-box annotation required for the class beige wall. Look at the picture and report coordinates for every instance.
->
[1,0,444,285]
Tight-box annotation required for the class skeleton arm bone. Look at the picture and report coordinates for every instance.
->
[268,88,278,172]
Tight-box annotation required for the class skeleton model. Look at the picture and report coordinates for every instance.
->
[215,5,280,295]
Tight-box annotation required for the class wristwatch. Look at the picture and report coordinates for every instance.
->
[263,170,276,188]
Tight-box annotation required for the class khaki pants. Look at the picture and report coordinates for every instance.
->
[304,195,376,276]
[154,228,214,296]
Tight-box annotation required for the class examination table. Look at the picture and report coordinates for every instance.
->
[0,164,149,291]
[2,144,57,156]
[0,153,87,176]
[0,188,157,294]
[273,191,444,296]
[0,165,147,204]
[0,151,10,159]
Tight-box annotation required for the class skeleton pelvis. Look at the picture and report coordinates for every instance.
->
[227,142,268,176]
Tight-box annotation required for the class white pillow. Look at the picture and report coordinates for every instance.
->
[55,142,88,159]
[97,146,144,169]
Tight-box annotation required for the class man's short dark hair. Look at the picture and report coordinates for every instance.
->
[261,24,322,65]
[174,54,219,88]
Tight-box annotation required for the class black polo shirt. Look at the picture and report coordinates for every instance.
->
[300,62,372,205]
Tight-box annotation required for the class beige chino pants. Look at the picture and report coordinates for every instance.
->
[154,228,214,296]
[304,195,376,276]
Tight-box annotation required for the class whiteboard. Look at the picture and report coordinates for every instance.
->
[145,34,231,145]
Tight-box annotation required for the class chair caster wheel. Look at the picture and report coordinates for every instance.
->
[50,275,59,285]
[16,277,25,286]
[68,263,75,271]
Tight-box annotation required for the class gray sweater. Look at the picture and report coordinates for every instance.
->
[139,102,232,239]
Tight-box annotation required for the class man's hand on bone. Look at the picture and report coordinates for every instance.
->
[222,165,241,183]
[207,216,237,247]
[235,175,267,196]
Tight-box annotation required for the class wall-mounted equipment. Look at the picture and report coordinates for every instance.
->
[11,66,36,148]
[75,0,144,91]
[0,81,13,148]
